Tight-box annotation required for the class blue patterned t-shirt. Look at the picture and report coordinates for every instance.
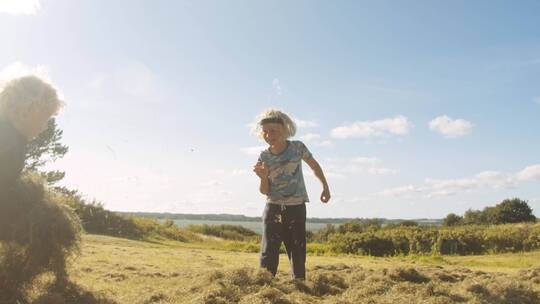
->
[258,140,313,205]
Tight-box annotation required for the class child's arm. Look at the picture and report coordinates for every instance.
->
[304,157,331,203]
[253,161,270,195]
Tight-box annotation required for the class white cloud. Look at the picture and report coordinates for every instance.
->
[352,157,382,167]
[424,171,516,197]
[375,166,539,200]
[517,165,540,181]
[300,133,321,142]
[378,185,422,198]
[325,156,398,177]
[429,115,473,138]
[475,171,516,188]
[324,171,347,179]
[299,133,333,148]
[331,115,412,139]
[316,140,333,148]
[367,167,399,176]
[534,96,540,105]
[294,118,319,128]
[0,0,40,15]
[272,78,282,95]
[240,146,266,156]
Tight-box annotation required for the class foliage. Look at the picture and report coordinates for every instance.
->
[58,188,143,239]
[57,187,201,242]
[187,224,259,241]
[489,198,536,224]
[25,119,69,185]
[452,198,536,226]
[443,213,463,226]
[322,224,540,256]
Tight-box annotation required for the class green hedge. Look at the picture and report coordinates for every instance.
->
[326,224,540,256]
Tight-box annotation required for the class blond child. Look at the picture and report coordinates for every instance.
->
[0,75,63,191]
[253,109,330,280]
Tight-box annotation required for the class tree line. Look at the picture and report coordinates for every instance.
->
[443,198,536,226]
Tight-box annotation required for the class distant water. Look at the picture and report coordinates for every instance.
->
[170,219,335,234]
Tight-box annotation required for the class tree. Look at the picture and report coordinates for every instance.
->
[462,209,487,225]
[459,198,536,225]
[490,198,536,224]
[24,118,68,185]
[443,213,463,226]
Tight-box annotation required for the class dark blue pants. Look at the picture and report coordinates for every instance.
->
[260,203,306,279]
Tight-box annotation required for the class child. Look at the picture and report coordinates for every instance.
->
[0,75,63,192]
[253,108,330,280]
[0,76,75,303]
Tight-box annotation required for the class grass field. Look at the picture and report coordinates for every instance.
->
[28,234,540,303]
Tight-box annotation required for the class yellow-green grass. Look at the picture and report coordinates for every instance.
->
[399,251,540,272]
[28,234,540,303]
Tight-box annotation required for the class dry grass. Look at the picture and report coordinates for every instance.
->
[17,234,540,304]
[0,174,81,303]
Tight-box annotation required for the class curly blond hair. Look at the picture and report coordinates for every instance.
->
[0,75,63,119]
[253,108,297,138]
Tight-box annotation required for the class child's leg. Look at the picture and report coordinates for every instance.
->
[282,204,307,280]
[260,203,282,276]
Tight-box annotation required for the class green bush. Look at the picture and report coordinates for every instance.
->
[324,223,540,256]
[329,232,395,256]
[131,217,201,242]
[187,224,259,241]
[56,188,201,242]
[436,227,485,255]
[59,189,143,239]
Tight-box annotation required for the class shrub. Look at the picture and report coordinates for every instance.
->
[57,188,201,242]
[326,223,540,257]
[187,224,259,241]
[443,213,463,226]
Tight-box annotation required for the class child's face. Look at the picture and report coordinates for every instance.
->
[261,123,286,145]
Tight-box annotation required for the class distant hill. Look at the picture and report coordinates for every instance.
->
[114,211,443,226]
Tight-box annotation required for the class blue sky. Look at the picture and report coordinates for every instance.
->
[1,0,540,218]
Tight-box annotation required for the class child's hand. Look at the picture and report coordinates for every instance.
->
[253,161,269,179]
[320,187,331,203]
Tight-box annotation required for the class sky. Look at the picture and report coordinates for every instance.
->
[1,0,540,219]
